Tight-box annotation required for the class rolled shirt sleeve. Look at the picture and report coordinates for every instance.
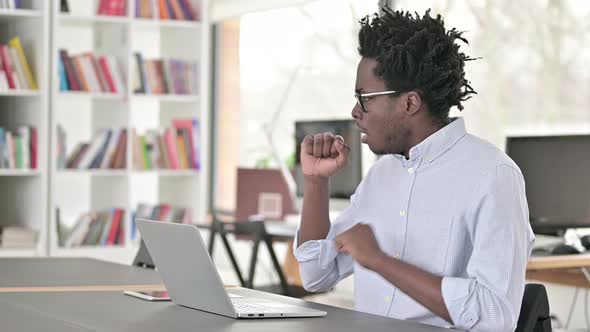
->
[293,200,359,292]
[442,164,535,331]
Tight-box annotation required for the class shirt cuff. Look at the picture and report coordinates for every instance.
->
[442,276,480,330]
[293,230,340,269]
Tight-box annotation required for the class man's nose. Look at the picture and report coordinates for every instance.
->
[351,102,363,120]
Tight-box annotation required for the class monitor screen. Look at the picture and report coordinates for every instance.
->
[294,120,362,199]
[506,135,590,233]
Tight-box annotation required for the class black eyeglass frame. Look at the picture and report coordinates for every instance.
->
[354,90,404,113]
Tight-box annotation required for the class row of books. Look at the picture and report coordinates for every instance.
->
[0,0,22,9]
[0,37,38,91]
[133,53,198,95]
[135,0,199,21]
[97,0,126,16]
[0,226,37,248]
[58,50,125,94]
[131,203,194,241]
[60,127,128,170]
[0,126,37,169]
[56,208,126,248]
[132,118,200,170]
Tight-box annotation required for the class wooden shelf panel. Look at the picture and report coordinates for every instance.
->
[132,94,199,103]
[58,14,129,26]
[0,170,41,176]
[132,18,201,29]
[0,9,43,22]
[132,170,199,176]
[0,248,38,257]
[57,170,128,176]
[58,91,125,100]
[0,90,42,97]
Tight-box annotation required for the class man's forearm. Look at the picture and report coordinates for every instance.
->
[370,254,453,324]
[298,176,331,245]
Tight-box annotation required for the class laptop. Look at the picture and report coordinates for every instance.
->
[136,219,327,319]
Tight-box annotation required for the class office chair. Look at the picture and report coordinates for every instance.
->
[515,283,552,332]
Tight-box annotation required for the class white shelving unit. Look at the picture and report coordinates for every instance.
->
[0,1,50,257]
[49,0,210,265]
[0,8,43,20]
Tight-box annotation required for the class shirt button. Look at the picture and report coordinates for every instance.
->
[393,253,400,259]
[399,210,406,217]
[384,296,392,302]
[408,167,414,174]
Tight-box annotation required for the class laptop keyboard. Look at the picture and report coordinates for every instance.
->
[232,299,282,314]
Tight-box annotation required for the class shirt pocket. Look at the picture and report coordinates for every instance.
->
[402,212,454,275]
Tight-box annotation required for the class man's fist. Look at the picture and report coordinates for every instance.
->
[300,132,350,179]
[335,224,385,270]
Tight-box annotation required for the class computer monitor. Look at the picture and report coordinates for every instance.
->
[506,135,590,234]
[294,119,362,199]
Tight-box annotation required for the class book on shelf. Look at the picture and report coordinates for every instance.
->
[58,49,125,94]
[97,0,126,17]
[60,0,69,13]
[57,125,67,169]
[0,1,22,9]
[132,119,200,170]
[135,0,199,21]
[0,37,38,92]
[132,53,198,96]
[0,126,37,170]
[131,202,194,241]
[60,127,127,170]
[56,207,126,248]
[0,226,37,249]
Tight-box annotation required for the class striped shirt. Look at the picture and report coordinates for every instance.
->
[294,117,535,331]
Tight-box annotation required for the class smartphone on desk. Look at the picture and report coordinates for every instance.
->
[124,290,171,301]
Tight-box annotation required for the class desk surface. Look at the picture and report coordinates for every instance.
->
[527,253,590,270]
[0,257,161,288]
[526,254,590,288]
[0,287,451,332]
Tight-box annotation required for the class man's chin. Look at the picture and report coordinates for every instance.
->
[367,143,385,155]
[366,142,399,156]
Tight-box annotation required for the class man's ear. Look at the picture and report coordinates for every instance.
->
[404,91,422,115]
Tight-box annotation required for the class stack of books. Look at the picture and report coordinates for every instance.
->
[62,127,127,170]
[0,126,37,170]
[58,50,125,94]
[133,53,198,95]
[0,1,23,9]
[135,0,198,21]
[132,118,199,170]
[57,208,126,247]
[131,203,194,241]
[0,37,38,92]
[0,226,37,249]
[97,0,126,16]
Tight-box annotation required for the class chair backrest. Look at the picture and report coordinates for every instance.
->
[236,168,297,221]
[516,283,552,332]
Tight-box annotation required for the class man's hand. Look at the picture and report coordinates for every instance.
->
[335,224,386,270]
[301,132,350,179]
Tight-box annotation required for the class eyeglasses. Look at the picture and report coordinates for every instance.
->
[354,90,402,113]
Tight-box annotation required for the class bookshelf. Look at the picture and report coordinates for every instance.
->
[0,8,43,21]
[0,1,49,257]
[49,0,210,265]
[0,169,41,176]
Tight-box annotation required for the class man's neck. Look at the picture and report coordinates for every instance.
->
[402,118,450,159]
